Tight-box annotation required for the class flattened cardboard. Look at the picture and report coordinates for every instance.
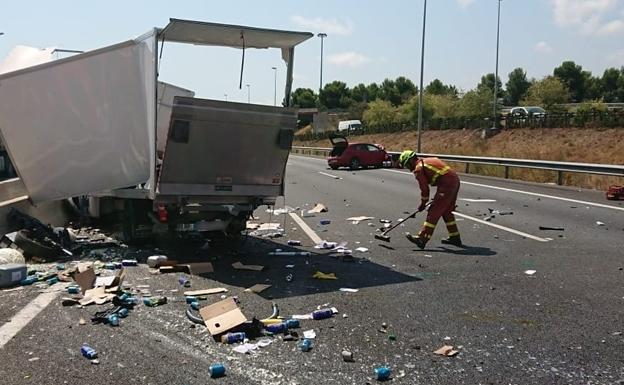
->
[245,284,271,293]
[434,345,459,357]
[73,266,96,294]
[199,297,247,336]
[231,261,264,271]
[183,288,228,296]
[187,262,214,275]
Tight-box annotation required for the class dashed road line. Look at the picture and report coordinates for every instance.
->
[0,289,59,348]
[289,212,323,244]
[318,171,342,179]
[453,211,550,242]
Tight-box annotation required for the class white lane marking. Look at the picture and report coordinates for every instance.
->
[0,290,59,348]
[460,198,497,203]
[453,211,550,242]
[382,168,624,212]
[318,171,342,179]
[289,212,324,244]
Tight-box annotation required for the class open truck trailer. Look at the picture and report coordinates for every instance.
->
[0,19,313,240]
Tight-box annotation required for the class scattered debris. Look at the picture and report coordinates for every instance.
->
[339,288,359,293]
[232,339,273,354]
[299,338,313,352]
[346,216,374,225]
[355,247,369,253]
[232,261,265,271]
[341,350,354,362]
[266,206,295,215]
[460,198,497,203]
[183,288,227,296]
[312,271,337,280]
[269,251,311,256]
[320,220,331,225]
[596,221,606,226]
[524,270,537,276]
[245,284,271,293]
[287,240,301,246]
[249,223,284,238]
[0,263,27,288]
[209,363,226,378]
[374,367,391,381]
[308,203,328,214]
[147,255,168,268]
[303,329,316,339]
[434,345,459,357]
[539,226,565,231]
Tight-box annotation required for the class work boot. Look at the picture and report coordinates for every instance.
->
[405,233,427,250]
[441,235,463,247]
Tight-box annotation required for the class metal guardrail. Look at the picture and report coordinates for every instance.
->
[291,146,624,185]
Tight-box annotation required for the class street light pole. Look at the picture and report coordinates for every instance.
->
[317,33,327,94]
[491,0,502,134]
[246,84,250,104]
[272,66,277,106]
[224,94,228,102]
[417,0,427,153]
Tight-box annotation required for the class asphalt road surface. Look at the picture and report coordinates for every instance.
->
[0,154,623,385]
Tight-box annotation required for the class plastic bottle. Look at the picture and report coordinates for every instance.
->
[374,367,391,381]
[143,296,167,307]
[81,344,97,359]
[265,322,288,334]
[209,363,226,378]
[299,338,312,352]
[117,308,129,318]
[220,332,246,344]
[20,276,37,285]
[312,308,333,320]
[107,314,120,326]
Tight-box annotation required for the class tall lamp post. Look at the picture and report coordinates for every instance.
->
[224,94,228,101]
[490,0,502,135]
[271,66,277,106]
[317,33,327,94]
[416,0,428,153]
[246,84,250,104]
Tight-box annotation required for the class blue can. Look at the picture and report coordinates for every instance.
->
[220,332,246,344]
[20,276,37,286]
[265,322,288,334]
[118,308,129,318]
[190,301,200,311]
[320,220,331,225]
[299,338,312,352]
[67,285,80,294]
[285,319,300,329]
[374,367,391,381]
[56,263,65,271]
[209,363,226,378]
[312,308,333,320]
[46,276,59,285]
[104,262,116,270]
[81,344,97,359]
[185,296,197,304]
[107,314,120,326]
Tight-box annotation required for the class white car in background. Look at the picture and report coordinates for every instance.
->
[509,106,546,119]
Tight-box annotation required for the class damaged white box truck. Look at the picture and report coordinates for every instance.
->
[0,19,313,240]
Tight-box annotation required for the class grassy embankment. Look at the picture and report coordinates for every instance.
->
[294,127,624,190]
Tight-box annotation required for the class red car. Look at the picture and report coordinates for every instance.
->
[327,136,390,170]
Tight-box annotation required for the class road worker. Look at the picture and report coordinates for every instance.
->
[398,150,462,249]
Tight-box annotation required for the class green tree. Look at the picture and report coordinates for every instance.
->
[477,73,504,98]
[396,95,434,125]
[351,83,372,103]
[457,88,493,118]
[291,88,318,108]
[553,61,591,102]
[425,94,458,118]
[521,76,570,109]
[366,83,380,101]
[379,77,417,106]
[425,79,458,97]
[505,68,531,106]
[362,100,399,127]
[319,81,353,109]
[584,76,603,100]
[601,67,622,102]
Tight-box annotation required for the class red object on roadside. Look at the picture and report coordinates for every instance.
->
[157,204,168,222]
[606,185,624,200]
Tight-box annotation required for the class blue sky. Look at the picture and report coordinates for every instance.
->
[1,0,624,105]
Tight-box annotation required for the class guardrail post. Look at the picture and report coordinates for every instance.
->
[504,166,510,179]
[465,163,470,174]
[557,171,563,185]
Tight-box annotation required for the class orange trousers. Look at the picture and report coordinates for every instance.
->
[418,172,460,241]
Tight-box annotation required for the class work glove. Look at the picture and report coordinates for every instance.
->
[418,200,428,212]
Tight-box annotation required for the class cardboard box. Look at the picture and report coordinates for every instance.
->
[199,297,247,336]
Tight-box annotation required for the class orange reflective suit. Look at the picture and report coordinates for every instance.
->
[413,157,460,242]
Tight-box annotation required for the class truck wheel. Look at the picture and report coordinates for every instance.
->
[349,158,361,170]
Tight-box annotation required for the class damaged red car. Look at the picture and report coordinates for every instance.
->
[327,135,391,170]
